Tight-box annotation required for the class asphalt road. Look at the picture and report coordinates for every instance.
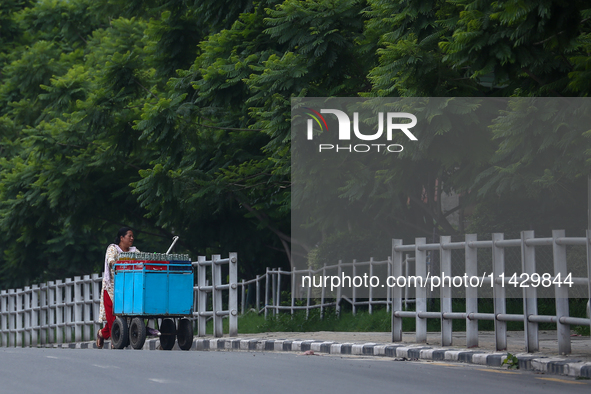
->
[0,348,589,394]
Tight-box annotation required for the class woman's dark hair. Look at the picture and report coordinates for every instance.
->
[114,227,133,244]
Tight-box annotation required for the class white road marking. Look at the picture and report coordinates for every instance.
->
[149,378,169,384]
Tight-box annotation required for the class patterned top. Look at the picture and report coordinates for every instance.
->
[99,244,139,322]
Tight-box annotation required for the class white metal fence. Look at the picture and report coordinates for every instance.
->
[0,254,237,347]
[237,230,590,355]
[194,253,238,338]
[391,230,591,354]
[0,275,102,347]
[239,259,393,318]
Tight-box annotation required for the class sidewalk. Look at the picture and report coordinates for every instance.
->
[63,330,591,378]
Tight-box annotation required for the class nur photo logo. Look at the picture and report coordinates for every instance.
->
[304,108,418,153]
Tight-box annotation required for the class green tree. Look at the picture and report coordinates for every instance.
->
[0,0,589,290]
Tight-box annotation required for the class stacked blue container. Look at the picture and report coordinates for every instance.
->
[114,253,193,316]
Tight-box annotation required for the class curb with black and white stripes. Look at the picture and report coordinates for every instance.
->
[48,337,591,378]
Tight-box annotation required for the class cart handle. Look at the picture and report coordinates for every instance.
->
[166,236,179,254]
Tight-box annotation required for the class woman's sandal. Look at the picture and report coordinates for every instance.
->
[96,331,104,349]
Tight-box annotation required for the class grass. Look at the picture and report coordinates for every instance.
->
[237,308,392,333]
[205,308,391,335]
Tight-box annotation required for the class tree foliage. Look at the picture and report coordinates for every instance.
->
[0,0,589,288]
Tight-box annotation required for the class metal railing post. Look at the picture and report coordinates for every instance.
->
[65,278,73,343]
[212,255,223,338]
[40,283,47,345]
[369,258,374,315]
[387,256,392,313]
[1,290,7,346]
[255,275,260,314]
[521,230,539,352]
[83,275,91,342]
[264,268,269,319]
[55,280,63,344]
[24,287,31,347]
[465,234,478,348]
[48,281,56,344]
[552,230,571,354]
[16,289,23,347]
[241,279,245,315]
[306,267,311,319]
[415,238,427,343]
[336,261,342,316]
[352,260,357,316]
[74,276,82,343]
[320,264,326,319]
[197,256,207,337]
[8,289,15,347]
[31,285,39,346]
[404,257,416,310]
[229,252,238,337]
[492,233,507,351]
[272,269,277,317]
[291,267,296,316]
[276,268,281,315]
[440,236,452,346]
[91,274,101,339]
[392,239,403,342]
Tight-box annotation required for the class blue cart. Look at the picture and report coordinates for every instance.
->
[112,257,194,350]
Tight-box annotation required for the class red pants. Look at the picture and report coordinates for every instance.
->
[100,290,115,339]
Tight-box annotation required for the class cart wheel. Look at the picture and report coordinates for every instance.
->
[111,317,129,349]
[177,319,193,351]
[159,318,176,350]
[129,317,147,350]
